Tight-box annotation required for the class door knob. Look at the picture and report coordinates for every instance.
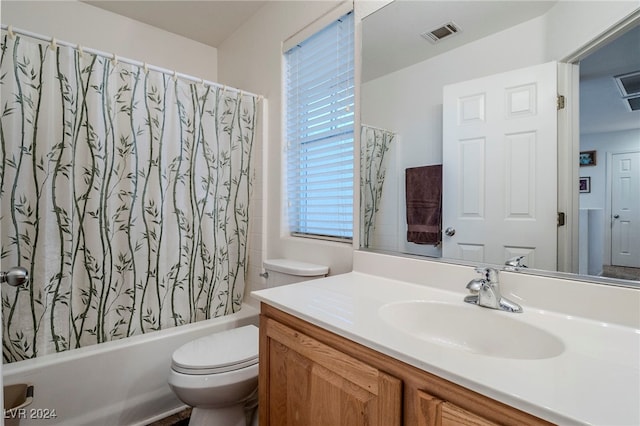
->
[0,266,29,287]
[613,214,620,219]
[444,227,456,237]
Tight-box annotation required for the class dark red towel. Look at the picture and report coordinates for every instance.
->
[405,165,442,245]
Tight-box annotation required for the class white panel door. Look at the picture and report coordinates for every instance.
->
[442,62,558,270]
[611,151,640,267]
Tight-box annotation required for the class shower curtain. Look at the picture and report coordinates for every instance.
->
[360,125,394,248]
[0,33,258,362]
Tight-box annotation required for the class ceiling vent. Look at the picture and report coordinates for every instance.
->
[626,96,640,111]
[420,22,461,44]
[614,70,640,111]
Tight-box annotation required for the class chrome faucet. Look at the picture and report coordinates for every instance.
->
[464,267,522,313]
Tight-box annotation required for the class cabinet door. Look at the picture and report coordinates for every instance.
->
[260,317,402,426]
[417,390,499,426]
[441,402,500,426]
[416,390,443,426]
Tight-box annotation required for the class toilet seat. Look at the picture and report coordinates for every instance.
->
[171,325,259,375]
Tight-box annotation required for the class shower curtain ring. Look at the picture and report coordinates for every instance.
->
[111,54,118,66]
[50,37,58,50]
[7,25,15,39]
[173,70,178,82]
[77,45,84,57]
[143,62,149,74]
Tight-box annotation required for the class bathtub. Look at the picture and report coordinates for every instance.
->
[3,303,259,426]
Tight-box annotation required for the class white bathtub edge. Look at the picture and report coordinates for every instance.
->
[3,304,260,426]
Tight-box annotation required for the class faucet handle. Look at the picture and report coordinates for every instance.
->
[474,266,488,274]
[504,255,528,271]
[474,266,498,283]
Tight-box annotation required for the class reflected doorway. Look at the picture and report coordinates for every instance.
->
[578,23,640,279]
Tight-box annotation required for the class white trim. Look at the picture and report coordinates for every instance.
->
[261,99,270,269]
[605,151,614,266]
[290,232,353,244]
[353,6,362,251]
[562,9,640,63]
[557,62,580,274]
[282,1,353,53]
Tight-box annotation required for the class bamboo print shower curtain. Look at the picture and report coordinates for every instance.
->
[0,33,257,362]
[360,125,394,248]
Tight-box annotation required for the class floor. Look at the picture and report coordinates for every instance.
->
[602,265,640,281]
[147,408,191,426]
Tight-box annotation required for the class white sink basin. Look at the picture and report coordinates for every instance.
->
[379,301,564,360]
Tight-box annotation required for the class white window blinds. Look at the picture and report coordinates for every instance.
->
[285,11,355,241]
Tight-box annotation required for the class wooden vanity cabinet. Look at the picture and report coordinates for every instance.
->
[259,304,554,426]
[259,311,402,425]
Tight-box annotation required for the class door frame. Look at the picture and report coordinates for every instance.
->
[556,62,579,273]
[558,10,640,274]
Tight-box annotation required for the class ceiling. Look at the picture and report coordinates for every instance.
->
[580,25,640,135]
[83,0,266,47]
[362,0,556,82]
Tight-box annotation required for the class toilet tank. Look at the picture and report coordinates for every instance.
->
[263,259,329,287]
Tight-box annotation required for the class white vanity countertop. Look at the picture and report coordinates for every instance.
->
[252,271,640,426]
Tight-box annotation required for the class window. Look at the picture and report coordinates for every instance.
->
[285,11,355,241]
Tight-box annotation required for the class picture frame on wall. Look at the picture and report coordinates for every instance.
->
[579,177,591,193]
[579,150,597,166]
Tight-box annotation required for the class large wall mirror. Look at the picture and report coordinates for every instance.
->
[360,0,640,287]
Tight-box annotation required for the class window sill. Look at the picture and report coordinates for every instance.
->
[288,233,354,246]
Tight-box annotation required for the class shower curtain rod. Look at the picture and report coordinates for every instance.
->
[1,24,262,100]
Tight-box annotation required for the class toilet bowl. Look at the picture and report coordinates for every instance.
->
[168,325,259,426]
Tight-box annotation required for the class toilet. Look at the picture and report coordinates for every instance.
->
[168,258,328,426]
[168,325,259,426]
[261,258,329,286]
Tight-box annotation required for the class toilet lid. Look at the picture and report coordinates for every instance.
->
[172,325,259,375]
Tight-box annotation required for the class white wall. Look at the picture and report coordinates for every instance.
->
[361,1,638,257]
[545,1,639,62]
[218,1,355,300]
[1,1,218,81]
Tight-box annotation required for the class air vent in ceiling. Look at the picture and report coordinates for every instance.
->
[626,96,640,111]
[614,70,640,111]
[420,22,461,44]
[614,70,640,97]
